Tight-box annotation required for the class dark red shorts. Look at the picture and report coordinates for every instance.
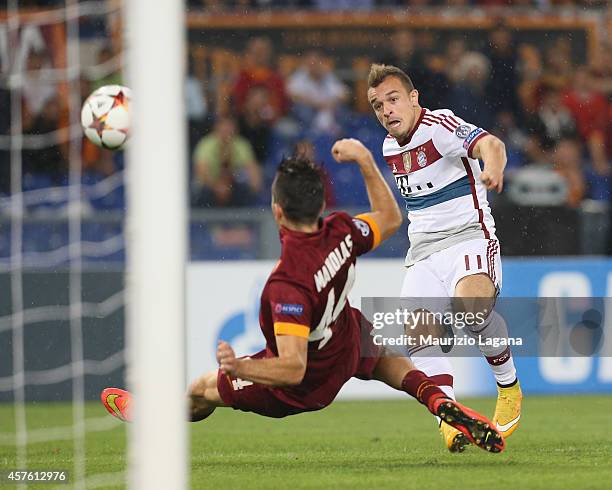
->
[217,345,380,419]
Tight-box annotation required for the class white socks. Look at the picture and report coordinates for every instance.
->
[467,310,517,386]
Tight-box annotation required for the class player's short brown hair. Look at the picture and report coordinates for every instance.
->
[272,155,325,225]
[367,63,415,93]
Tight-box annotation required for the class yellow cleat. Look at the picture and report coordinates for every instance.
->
[440,421,470,453]
[493,380,523,438]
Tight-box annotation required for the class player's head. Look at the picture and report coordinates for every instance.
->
[367,63,421,141]
[271,155,325,228]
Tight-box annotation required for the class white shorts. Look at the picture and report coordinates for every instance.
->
[401,238,502,299]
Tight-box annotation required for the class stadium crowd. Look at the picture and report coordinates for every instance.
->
[3,24,611,207]
[184,27,611,212]
[1,4,610,255]
[16,1,612,8]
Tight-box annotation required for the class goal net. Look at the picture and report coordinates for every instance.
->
[0,1,187,488]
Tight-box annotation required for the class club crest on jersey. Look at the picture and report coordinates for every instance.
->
[416,149,427,168]
[455,125,471,138]
[402,152,412,173]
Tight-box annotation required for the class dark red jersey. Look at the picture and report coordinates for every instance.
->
[258,211,381,409]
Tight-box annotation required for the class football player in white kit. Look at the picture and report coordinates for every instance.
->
[364,63,522,452]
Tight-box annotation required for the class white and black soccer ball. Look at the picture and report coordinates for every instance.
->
[81,85,131,150]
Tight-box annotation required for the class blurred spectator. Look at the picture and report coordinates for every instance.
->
[91,44,122,91]
[22,97,67,183]
[313,0,374,10]
[447,51,495,129]
[192,116,262,207]
[590,44,612,162]
[82,142,115,177]
[238,86,272,163]
[539,39,573,94]
[446,0,470,7]
[232,37,288,122]
[485,24,520,118]
[186,50,209,156]
[591,43,612,98]
[527,84,577,152]
[188,0,226,12]
[381,29,448,109]
[515,43,543,115]
[287,49,348,135]
[477,0,538,5]
[445,37,469,85]
[552,139,586,207]
[491,111,529,171]
[22,50,58,128]
[562,67,610,176]
[397,0,433,6]
[188,0,313,9]
[186,56,208,122]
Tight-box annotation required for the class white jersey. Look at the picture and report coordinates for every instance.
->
[381,108,497,266]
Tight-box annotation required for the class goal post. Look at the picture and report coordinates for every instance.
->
[125,0,188,488]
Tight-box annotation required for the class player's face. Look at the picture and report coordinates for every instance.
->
[368,76,419,140]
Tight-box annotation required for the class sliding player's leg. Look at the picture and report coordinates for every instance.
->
[103,351,303,423]
[449,239,522,438]
[400,259,466,451]
[369,353,504,453]
[188,370,227,421]
[101,369,226,424]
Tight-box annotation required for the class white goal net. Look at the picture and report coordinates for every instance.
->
[0,1,187,488]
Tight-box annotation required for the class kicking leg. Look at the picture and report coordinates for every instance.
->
[372,353,505,453]
[455,273,522,438]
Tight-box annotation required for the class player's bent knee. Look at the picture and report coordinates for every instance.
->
[187,370,227,422]
[455,273,496,299]
[454,274,496,319]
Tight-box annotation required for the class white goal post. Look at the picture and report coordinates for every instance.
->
[125,0,188,489]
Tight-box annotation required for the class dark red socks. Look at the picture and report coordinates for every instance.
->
[401,369,449,414]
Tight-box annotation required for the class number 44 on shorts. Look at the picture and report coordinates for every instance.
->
[232,378,253,391]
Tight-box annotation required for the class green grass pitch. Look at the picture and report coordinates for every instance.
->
[1,395,611,489]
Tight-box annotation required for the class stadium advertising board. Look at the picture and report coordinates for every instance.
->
[187,258,612,398]
[186,17,590,70]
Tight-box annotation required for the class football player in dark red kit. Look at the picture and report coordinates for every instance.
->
[102,138,504,453]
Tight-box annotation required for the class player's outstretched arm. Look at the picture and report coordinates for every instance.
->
[217,335,308,386]
[472,134,507,193]
[331,138,402,242]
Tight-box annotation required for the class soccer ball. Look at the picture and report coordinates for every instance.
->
[81,85,131,150]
